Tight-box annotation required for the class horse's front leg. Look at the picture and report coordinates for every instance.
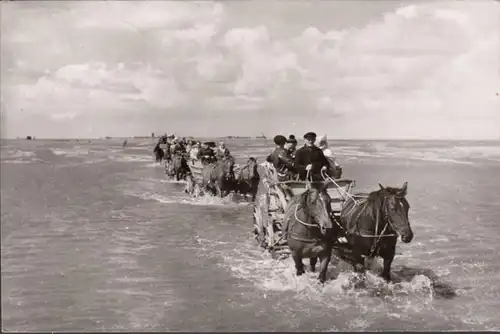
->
[217,180,226,198]
[291,251,305,276]
[215,183,223,197]
[317,246,332,283]
[380,245,396,282]
[309,257,318,273]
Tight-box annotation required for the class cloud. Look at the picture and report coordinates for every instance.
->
[1,1,499,139]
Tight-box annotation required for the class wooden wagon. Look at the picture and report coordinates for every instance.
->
[253,162,355,259]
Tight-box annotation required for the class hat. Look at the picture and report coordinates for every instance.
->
[318,134,328,148]
[303,132,317,140]
[287,134,297,144]
[204,141,216,147]
[273,135,287,145]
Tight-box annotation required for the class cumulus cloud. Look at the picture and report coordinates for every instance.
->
[1,1,499,138]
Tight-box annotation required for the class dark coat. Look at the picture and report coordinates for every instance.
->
[293,145,330,181]
[266,147,295,181]
[197,147,216,165]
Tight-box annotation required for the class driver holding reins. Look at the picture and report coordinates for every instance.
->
[293,132,330,182]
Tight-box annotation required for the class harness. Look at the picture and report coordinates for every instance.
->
[321,170,397,257]
[288,204,324,243]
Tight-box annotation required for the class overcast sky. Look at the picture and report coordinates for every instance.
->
[1,1,499,139]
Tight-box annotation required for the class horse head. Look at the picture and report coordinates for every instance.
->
[378,182,413,243]
[301,181,333,235]
[245,157,258,179]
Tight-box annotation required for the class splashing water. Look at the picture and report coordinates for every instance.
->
[194,236,438,325]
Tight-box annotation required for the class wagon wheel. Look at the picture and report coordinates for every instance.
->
[270,186,288,235]
[264,191,276,250]
[252,202,267,248]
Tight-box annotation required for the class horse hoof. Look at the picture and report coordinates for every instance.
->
[380,274,391,282]
[296,269,305,276]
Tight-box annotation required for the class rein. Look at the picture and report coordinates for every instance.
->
[351,196,398,257]
[321,170,396,239]
[288,204,322,243]
[294,204,319,228]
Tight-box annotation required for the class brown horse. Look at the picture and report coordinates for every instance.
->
[201,158,235,197]
[236,157,260,201]
[282,181,339,283]
[339,182,413,281]
[171,154,190,181]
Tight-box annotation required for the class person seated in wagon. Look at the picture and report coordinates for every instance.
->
[216,141,232,161]
[285,134,298,159]
[189,141,201,164]
[318,134,342,179]
[265,135,296,200]
[293,132,330,182]
[197,142,217,165]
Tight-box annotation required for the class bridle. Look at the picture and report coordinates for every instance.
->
[352,194,410,257]
[288,191,331,243]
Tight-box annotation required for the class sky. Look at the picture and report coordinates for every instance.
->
[1,0,499,139]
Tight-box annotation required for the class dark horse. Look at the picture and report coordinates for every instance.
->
[170,154,191,181]
[339,182,413,282]
[236,157,260,201]
[153,144,164,163]
[282,181,339,283]
[201,158,235,197]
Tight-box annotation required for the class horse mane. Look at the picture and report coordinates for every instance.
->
[361,186,409,220]
[297,187,323,215]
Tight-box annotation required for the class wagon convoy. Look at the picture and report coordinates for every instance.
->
[154,134,414,283]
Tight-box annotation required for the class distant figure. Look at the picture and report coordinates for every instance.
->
[123,139,128,149]
[26,136,32,140]
[153,143,165,163]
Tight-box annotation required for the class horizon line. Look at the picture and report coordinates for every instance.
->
[1,136,500,142]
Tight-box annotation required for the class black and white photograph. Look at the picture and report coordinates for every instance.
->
[1,0,499,331]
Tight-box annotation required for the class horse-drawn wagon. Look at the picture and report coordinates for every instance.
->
[253,162,355,259]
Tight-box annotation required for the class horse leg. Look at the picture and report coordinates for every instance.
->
[309,257,318,273]
[318,248,332,283]
[214,183,222,197]
[292,251,305,276]
[217,181,225,198]
[380,245,396,282]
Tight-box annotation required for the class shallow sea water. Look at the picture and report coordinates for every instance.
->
[1,138,500,331]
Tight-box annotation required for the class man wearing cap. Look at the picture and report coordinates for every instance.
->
[266,135,295,178]
[294,132,330,182]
